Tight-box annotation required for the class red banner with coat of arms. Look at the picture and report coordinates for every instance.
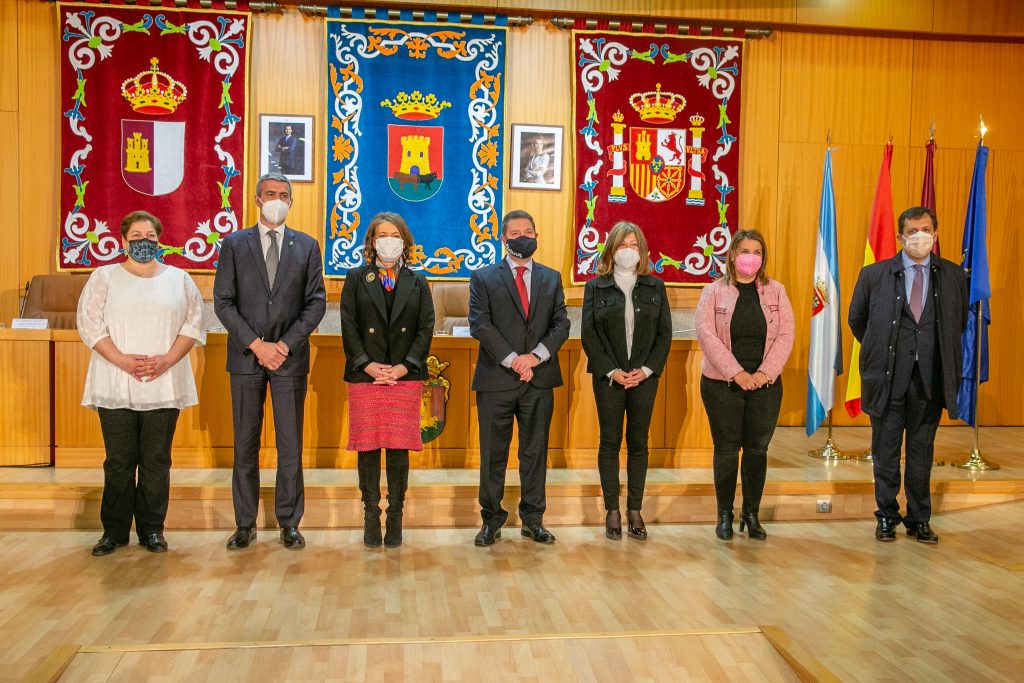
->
[571,31,743,286]
[58,3,249,271]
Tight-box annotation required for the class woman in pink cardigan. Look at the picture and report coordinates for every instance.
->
[696,230,794,541]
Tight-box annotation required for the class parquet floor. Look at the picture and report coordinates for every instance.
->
[6,501,1023,682]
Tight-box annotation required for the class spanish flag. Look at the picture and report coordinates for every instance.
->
[845,142,897,417]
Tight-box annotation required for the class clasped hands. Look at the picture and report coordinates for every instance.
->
[117,353,174,382]
[611,369,647,389]
[733,370,771,391]
[364,362,409,385]
[250,339,290,371]
[511,353,540,382]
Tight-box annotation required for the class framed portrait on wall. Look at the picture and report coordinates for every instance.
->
[510,124,562,191]
[259,114,314,183]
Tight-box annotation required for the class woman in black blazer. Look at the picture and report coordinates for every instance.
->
[340,212,434,549]
[581,221,672,541]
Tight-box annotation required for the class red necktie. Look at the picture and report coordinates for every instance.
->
[515,266,530,320]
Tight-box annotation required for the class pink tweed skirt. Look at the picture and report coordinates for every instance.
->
[346,380,423,452]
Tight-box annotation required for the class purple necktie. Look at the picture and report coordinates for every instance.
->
[910,264,924,322]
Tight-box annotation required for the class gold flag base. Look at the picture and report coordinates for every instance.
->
[954,447,999,471]
[808,438,848,460]
[853,449,873,462]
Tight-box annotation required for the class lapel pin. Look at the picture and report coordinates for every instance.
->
[366,272,376,282]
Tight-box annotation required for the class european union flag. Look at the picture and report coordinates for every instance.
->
[956,144,990,427]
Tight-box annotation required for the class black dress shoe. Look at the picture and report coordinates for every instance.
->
[226,526,256,550]
[521,521,556,543]
[139,533,168,553]
[281,526,305,549]
[906,522,939,544]
[875,518,897,542]
[715,510,734,540]
[626,510,647,541]
[605,510,622,540]
[739,512,767,540]
[474,524,501,546]
[91,536,127,556]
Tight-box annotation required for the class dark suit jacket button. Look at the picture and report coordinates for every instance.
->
[401,327,407,333]
[369,328,375,334]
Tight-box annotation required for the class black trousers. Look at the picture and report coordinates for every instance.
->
[96,407,180,543]
[870,364,942,525]
[476,383,554,527]
[593,374,659,511]
[230,371,307,528]
[700,376,783,514]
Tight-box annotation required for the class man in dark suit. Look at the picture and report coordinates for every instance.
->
[213,173,326,550]
[275,125,299,175]
[469,209,570,546]
[849,206,968,544]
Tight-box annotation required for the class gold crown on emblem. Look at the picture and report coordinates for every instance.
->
[689,113,705,127]
[612,111,625,123]
[380,90,451,121]
[629,83,686,124]
[121,58,188,115]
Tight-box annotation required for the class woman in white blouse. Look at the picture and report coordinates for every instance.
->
[77,210,206,556]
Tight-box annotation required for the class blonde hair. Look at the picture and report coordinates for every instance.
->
[596,221,652,276]
[363,212,415,264]
[722,229,769,286]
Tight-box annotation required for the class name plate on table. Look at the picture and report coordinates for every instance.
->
[10,318,49,330]
[451,326,471,338]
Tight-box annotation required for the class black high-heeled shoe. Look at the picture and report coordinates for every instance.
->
[626,510,647,541]
[739,512,767,540]
[605,509,622,540]
[715,510,734,540]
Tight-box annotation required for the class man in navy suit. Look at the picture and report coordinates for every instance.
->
[469,209,570,546]
[213,173,326,550]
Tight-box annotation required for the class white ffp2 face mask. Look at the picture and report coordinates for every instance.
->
[375,236,405,262]
[613,247,641,270]
[259,198,290,225]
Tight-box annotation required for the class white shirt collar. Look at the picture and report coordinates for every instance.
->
[505,255,533,271]
[258,221,285,239]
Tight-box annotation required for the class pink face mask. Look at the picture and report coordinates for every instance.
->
[735,253,762,277]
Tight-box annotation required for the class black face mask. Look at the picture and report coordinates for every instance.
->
[505,236,537,260]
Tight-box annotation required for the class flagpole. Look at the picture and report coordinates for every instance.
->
[808,408,847,460]
[955,299,999,470]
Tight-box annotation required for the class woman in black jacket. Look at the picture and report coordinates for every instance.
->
[581,221,672,541]
[340,212,434,549]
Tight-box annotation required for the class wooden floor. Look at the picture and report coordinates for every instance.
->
[3,427,1023,531]
[7,501,1024,682]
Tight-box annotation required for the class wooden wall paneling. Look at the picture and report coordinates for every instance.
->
[932,0,1024,37]
[660,345,712,465]
[564,349,599,454]
[980,150,1024,425]
[495,0,647,14]
[0,332,51,465]
[53,339,101,450]
[778,31,915,146]
[0,111,20,325]
[0,1,18,111]
[188,340,241,454]
[650,0,797,24]
[17,0,59,287]
[794,0,933,32]
[505,22,573,283]
[909,38,1024,152]
[737,34,782,249]
[426,347,474,459]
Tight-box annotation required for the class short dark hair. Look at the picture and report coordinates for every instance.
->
[119,210,163,239]
[897,206,937,234]
[501,209,535,235]
[256,172,293,197]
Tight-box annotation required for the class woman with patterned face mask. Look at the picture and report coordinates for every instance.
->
[340,212,434,549]
[695,229,794,541]
[581,221,672,542]
[76,210,206,556]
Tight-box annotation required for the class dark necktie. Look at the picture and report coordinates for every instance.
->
[515,266,530,320]
[910,264,924,322]
[266,230,279,288]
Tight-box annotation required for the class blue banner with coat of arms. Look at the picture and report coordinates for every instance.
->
[325,10,506,278]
